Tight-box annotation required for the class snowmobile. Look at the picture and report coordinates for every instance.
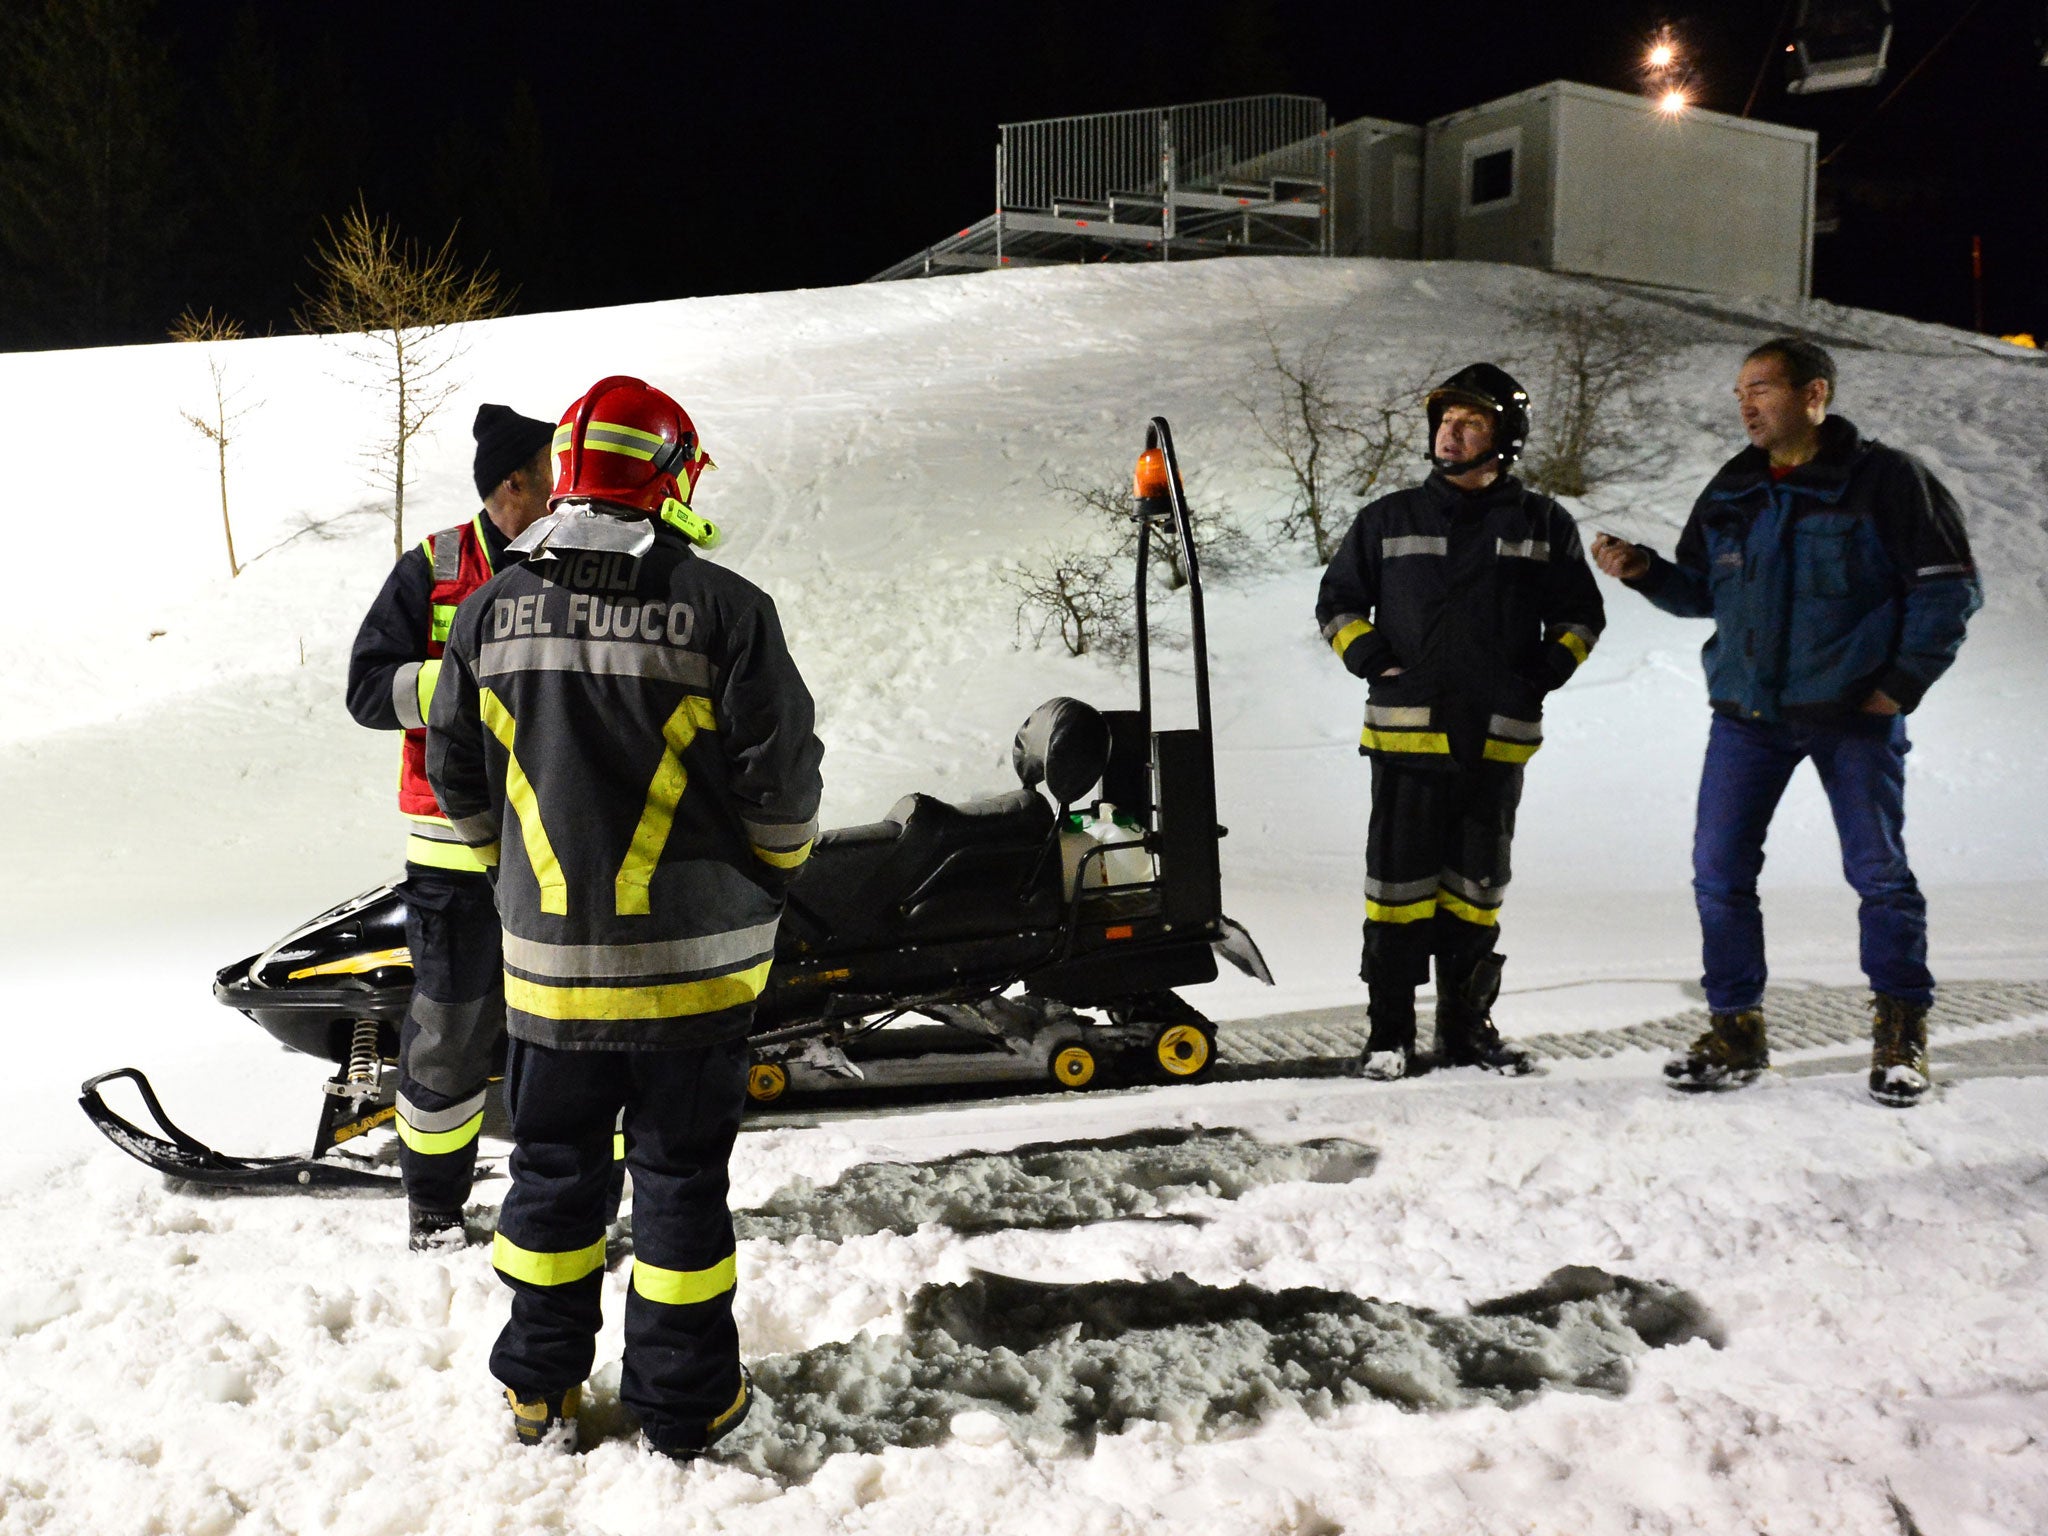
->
[81,418,1273,1189]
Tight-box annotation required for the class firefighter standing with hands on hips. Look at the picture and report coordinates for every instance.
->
[1317,365,1605,1080]
[428,377,823,1459]
[346,404,556,1251]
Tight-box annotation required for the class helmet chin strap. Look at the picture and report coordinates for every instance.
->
[1427,447,1501,476]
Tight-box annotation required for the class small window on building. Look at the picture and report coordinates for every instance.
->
[1460,126,1522,214]
[1470,148,1514,207]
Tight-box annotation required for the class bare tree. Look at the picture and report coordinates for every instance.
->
[1518,295,1681,500]
[296,197,509,557]
[1043,466,1246,592]
[1004,543,1134,660]
[171,306,257,578]
[1239,322,1430,563]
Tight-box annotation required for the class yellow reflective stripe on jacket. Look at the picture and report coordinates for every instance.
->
[1328,618,1374,659]
[394,1109,484,1155]
[1361,727,1452,754]
[751,839,814,870]
[416,657,443,722]
[503,959,774,1021]
[630,1251,738,1307]
[492,1231,607,1287]
[1559,630,1590,665]
[1437,889,1501,927]
[1482,738,1542,764]
[405,834,494,873]
[430,604,457,643]
[480,688,568,914]
[1366,896,1436,924]
[616,695,719,916]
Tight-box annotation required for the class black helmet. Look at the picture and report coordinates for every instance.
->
[1426,363,1531,472]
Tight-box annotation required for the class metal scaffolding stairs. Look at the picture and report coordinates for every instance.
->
[874,95,1331,282]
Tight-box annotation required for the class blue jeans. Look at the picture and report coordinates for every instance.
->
[1692,712,1932,1012]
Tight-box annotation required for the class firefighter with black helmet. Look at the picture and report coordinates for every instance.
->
[1315,364,1605,1079]
[427,376,823,1458]
[346,404,556,1251]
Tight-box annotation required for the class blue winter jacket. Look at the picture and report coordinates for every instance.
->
[1629,416,1980,723]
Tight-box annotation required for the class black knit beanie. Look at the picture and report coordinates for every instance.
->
[472,404,556,499]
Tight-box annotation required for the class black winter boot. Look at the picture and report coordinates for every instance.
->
[408,1204,468,1254]
[1433,952,1535,1076]
[1358,988,1417,1081]
[1869,995,1932,1108]
[1664,1009,1768,1092]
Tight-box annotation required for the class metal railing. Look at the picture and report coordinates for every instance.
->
[997,94,1328,214]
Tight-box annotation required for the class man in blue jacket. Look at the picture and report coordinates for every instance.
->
[1593,337,1979,1106]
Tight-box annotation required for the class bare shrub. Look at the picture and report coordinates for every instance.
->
[296,197,509,556]
[1044,467,1247,592]
[1005,543,1134,660]
[1518,296,1681,499]
[171,307,257,578]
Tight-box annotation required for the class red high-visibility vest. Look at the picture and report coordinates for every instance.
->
[397,517,495,869]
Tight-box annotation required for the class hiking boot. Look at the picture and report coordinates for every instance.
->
[1434,1013,1537,1076]
[643,1367,753,1462]
[1869,995,1932,1108]
[1664,1009,1768,1092]
[407,1205,467,1254]
[507,1385,581,1451]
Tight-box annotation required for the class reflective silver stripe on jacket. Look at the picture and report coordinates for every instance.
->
[1365,874,1439,903]
[1486,714,1544,741]
[501,920,781,982]
[1365,704,1433,727]
[1497,538,1550,561]
[396,1089,488,1134]
[1439,867,1507,903]
[1549,622,1598,648]
[478,636,716,688]
[1382,535,1447,559]
[445,811,499,844]
[1916,563,1971,579]
[740,816,818,852]
[405,817,469,844]
[391,661,426,730]
[432,527,463,582]
[1319,612,1370,642]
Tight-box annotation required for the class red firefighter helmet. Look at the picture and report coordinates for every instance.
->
[550,375,719,544]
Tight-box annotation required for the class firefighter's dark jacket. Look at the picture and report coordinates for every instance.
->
[1626,415,1979,724]
[1315,469,1606,767]
[346,510,517,732]
[427,524,824,1051]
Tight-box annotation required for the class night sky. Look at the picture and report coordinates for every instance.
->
[7,0,2044,346]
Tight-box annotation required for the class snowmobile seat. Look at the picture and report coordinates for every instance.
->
[778,698,1108,954]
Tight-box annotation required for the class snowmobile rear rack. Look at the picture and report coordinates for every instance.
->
[79,1067,402,1191]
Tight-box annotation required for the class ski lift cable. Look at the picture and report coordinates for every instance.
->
[1817,0,1993,167]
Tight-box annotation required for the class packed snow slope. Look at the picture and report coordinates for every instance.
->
[3,258,2046,1535]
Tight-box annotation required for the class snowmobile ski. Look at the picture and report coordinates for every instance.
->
[79,1067,402,1191]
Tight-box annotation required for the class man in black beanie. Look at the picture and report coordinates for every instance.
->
[345,402,557,1249]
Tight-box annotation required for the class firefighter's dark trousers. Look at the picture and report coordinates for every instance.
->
[1360,757,1523,1045]
[394,867,505,1214]
[490,1035,751,1452]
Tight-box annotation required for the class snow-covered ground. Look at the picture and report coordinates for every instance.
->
[3,258,2046,1533]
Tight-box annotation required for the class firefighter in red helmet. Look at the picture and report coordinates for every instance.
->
[346,404,556,1251]
[427,377,823,1458]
